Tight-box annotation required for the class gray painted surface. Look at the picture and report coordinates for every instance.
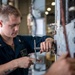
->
[54,19,75,58]
[33,0,45,12]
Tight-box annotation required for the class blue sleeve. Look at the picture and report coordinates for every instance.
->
[18,35,50,53]
[34,35,50,47]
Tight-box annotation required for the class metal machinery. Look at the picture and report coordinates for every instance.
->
[28,0,47,75]
[54,0,75,58]
[29,0,46,37]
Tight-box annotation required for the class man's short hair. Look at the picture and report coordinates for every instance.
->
[0,5,21,21]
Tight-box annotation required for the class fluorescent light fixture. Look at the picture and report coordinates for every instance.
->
[47,7,51,11]
[51,2,55,6]
[45,11,49,15]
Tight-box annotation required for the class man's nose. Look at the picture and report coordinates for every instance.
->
[15,25,19,31]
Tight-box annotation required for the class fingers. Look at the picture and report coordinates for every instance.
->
[58,52,75,70]
[40,41,52,53]
[30,57,41,64]
[23,57,35,68]
[66,58,75,64]
[17,57,35,68]
[45,41,51,50]
[40,42,46,51]
[58,52,69,61]
[29,58,35,64]
[40,38,54,53]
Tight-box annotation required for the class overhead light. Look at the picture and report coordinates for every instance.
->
[47,7,51,11]
[9,2,13,6]
[51,2,55,6]
[45,11,49,15]
[69,6,75,11]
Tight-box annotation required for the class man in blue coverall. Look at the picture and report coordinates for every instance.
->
[0,5,75,75]
[0,5,54,75]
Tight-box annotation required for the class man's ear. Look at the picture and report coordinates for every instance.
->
[0,20,3,27]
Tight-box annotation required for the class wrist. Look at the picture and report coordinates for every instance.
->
[46,38,54,43]
[11,59,19,69]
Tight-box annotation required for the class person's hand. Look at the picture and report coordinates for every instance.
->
[45,52,75,75]
[40,38,54,53]
[15,57,34,68]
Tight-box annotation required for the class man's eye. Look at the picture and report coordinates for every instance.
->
[11,25,14,28]
[9,24,20,28]
[9,25,14,28]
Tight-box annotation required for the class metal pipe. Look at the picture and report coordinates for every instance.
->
[34,47,40,50]
[60,0,71,57]
[34,39,38,60]
[66,0,69,24]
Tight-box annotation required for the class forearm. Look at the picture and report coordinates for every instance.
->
[0,60,18,75]
[44,68,54,75]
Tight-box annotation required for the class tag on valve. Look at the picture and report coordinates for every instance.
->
[45,42,57,69]
[46,45,55,60]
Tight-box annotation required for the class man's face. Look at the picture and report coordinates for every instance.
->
[1,15,21,38]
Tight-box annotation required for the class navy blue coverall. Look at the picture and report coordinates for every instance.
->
[0,35,48,75]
